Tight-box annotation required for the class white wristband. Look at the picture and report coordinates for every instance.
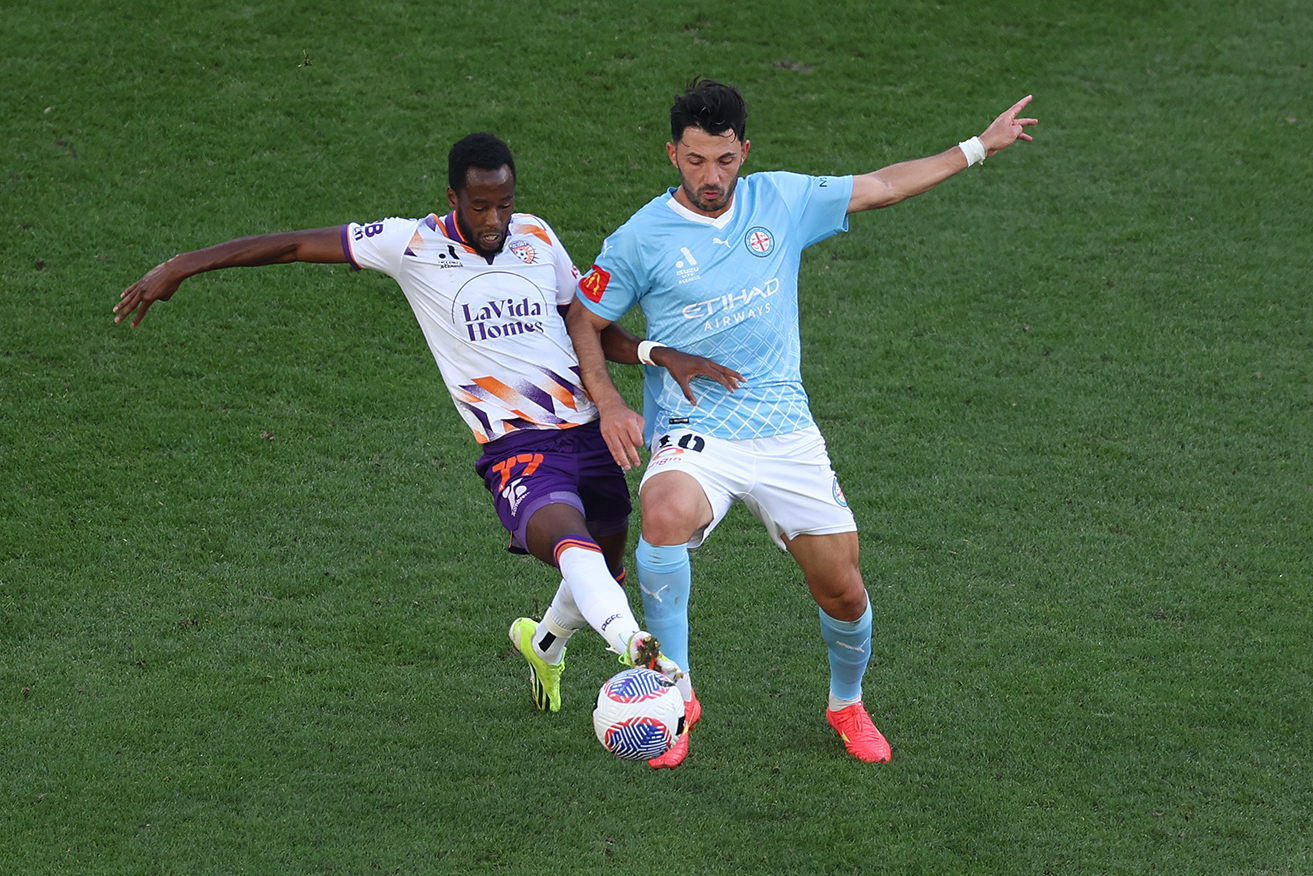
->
[958,136,986,167]
[637,340,668,366]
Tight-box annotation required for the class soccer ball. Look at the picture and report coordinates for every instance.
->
[593,667,685,760]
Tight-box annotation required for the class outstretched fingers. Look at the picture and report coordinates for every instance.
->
[984,95,1038,152]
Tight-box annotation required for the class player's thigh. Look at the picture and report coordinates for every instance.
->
[476,435,605,557]
[639,430,744,547]
[523,501,593,564]
[782,531,866,620]
[739,428,857,550]
[571,440,633,572]
[572,438,633,536]
[637,471,713,545]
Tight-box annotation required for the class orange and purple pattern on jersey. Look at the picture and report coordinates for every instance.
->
[455,365,590,443]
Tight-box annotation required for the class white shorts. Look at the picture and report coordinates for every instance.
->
[640,425,857,550]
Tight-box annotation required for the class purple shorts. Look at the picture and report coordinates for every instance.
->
[474,420,631,553]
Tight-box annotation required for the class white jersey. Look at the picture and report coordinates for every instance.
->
[344,212,594,444]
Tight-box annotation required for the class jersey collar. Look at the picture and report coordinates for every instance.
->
[442,212,498,264]
[664,188,737,229]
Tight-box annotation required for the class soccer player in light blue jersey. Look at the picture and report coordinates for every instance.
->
[568,79,1037,767]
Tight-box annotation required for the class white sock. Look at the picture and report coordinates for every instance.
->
[828,692,862,711]
[534,585,581,664]
[555,538,640,655]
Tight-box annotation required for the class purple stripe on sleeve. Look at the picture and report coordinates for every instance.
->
[340,224,362,271]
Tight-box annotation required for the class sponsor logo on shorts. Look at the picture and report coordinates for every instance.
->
[503,478,529,513]
[832,477,848,508]
[648,450,683,470]
[580,266,610,302]
[650,432,705,469]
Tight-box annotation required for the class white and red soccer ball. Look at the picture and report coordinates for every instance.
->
[593,667,685,760]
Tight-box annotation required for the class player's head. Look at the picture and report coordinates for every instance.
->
[447,132,517,257]
[667,79,750,216]
[670,78,747,143]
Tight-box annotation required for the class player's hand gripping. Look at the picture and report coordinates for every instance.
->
[598,349,744,471]
[980,95,1038,158]
[650,348,744,406]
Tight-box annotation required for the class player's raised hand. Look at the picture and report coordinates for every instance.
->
[652,349,745,406]
[114,257,185,328]
[980,95,1038,157]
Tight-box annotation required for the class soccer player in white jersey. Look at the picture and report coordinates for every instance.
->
[115,132,742,717]
[568,80,1037,767]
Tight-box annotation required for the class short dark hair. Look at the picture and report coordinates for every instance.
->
[670,78,748,143]
[448,132,516,192]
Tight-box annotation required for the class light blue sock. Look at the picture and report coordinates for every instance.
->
[819,596,873,702]
[635,538,692,675]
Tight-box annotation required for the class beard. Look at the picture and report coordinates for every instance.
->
[456,211,507,258]
[680,175,738,213]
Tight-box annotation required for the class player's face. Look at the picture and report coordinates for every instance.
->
[667,128,750,217]
[448,165,516,257]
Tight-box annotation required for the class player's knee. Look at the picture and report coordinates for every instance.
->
[639,477,709,544]
[639,501,697,545]
[835,584,869,620]
[812,569,867,620]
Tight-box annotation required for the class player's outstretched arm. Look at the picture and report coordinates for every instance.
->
[566,299,646,471]
[114,227,347,327]
[847,95,1037,214]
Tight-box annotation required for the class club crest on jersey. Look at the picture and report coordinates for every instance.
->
[510,241,537,264]
[580,266,610,302]
[745,226,774,257]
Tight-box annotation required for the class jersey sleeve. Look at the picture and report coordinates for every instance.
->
[766,172,853,249]
[342,217,420,278]
[540,217,582,306]
[576,226,644,322]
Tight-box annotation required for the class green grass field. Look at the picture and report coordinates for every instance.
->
[3,0,1310,872]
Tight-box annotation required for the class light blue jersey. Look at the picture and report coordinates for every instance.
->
[578,171,852,441]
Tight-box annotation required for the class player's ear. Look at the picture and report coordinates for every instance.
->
[666,142,678,167]
[741,139,750,163]
[446,186,458,211]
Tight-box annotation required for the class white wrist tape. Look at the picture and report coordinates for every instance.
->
[958,136,986,167]
[637,340,668,366]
